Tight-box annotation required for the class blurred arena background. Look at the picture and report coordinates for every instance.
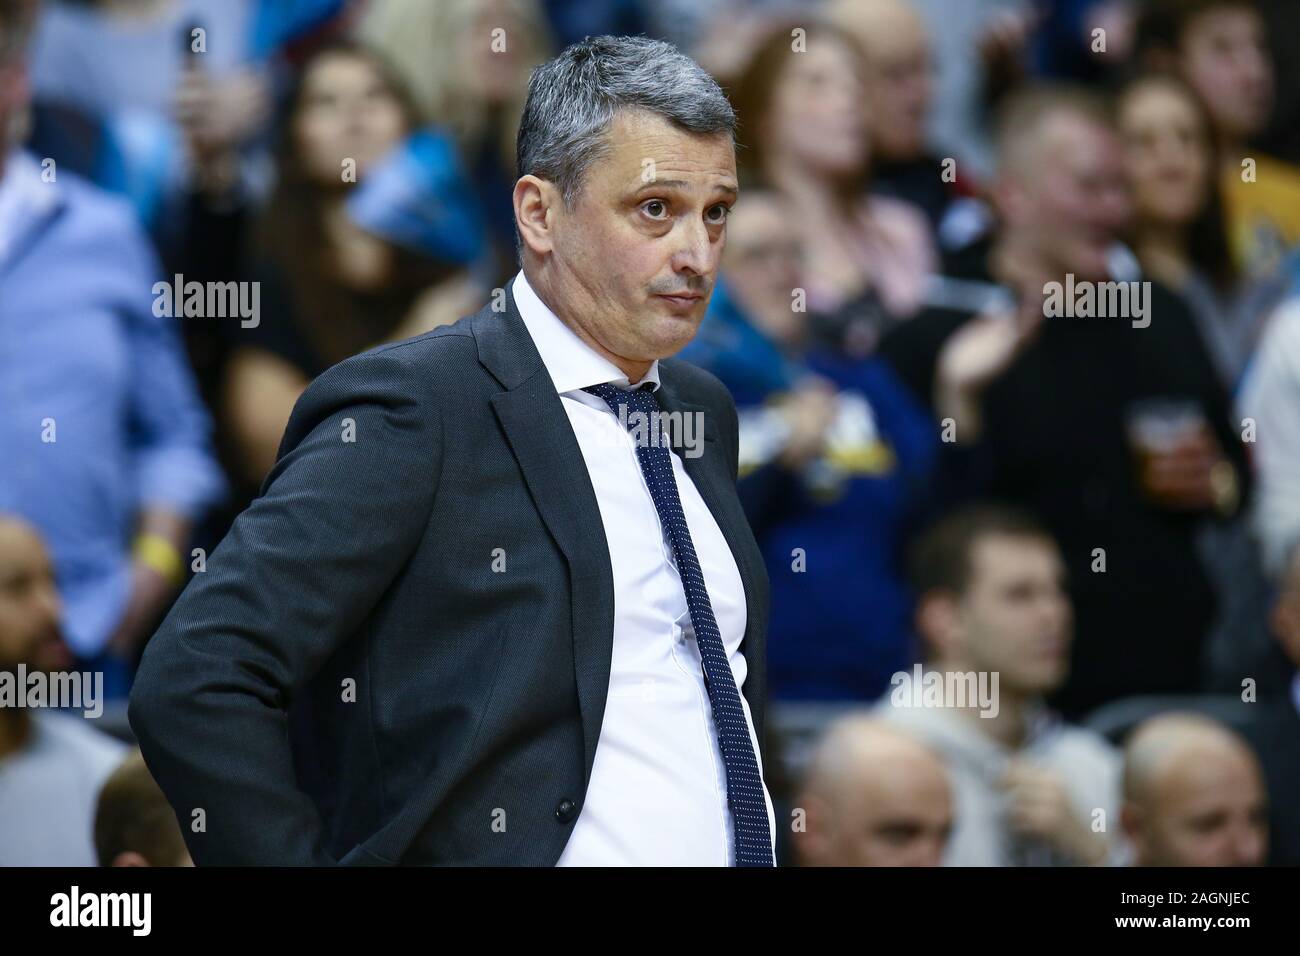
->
[1,0,1298,868]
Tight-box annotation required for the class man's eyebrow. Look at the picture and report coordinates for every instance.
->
[632,179,739,198]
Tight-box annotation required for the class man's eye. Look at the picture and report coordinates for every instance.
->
[642,200,669,219]
[707,204,730,224]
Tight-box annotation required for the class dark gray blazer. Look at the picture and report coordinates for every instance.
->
[129,282,770,866]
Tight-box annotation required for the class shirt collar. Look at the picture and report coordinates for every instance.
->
[511,269,661,395]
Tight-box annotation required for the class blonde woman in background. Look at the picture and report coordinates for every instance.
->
[357,0,554,283]
[729,19,937,331]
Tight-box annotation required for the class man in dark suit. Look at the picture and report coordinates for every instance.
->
[129,35,775,866]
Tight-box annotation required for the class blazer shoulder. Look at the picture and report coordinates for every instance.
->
[350,316,480,374]
[661,356,736,415]
[303,316,481,405]
[276,326,475,463]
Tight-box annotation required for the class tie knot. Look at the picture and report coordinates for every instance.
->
[582,381,659,418]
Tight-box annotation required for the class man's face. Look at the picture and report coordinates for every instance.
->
[825,761,952,866]
[1178,7,1273,143]
[0,520,64,672]
[954,534,1072,695]
[545,109,738,366]
[1134,746,1269,866]
[1000,114,1132,282]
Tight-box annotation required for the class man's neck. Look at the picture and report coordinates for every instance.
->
[524,263,653,385]
[934,657,1032,748]
[989,233,1055,293]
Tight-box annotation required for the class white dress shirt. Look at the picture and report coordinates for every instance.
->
[510,270,775,865]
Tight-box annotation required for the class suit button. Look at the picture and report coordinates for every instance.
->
[555,798,577,823]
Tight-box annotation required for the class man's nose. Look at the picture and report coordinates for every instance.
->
[671,216,716,276]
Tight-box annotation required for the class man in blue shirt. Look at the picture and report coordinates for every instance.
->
[0,5,225,695]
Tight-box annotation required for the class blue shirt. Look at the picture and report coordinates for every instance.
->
[0,152,226,657]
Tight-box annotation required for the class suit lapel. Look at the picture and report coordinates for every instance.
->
[476,286,615,788]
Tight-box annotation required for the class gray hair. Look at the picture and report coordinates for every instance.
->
[514,35,735,253]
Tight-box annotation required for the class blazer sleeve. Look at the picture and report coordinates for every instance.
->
[128,341,442,865]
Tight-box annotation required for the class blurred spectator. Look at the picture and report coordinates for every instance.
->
[0,516,128,867]
[793,713,952,866]
[878,86,1250,717]
[26,0,292,230]
[1117,71,1286,389]
[1116,70,1281,696]
[1136,0,1300,281]
[688,1,816,87]
[1254,0,1300,163]
[826,0,970,236]
[1237,545,1300,864]
[1027,0,1138,83]
[356,0,552,283]
[94,748,192,866]
[679,191,938,701]
[0,3,226,690]
[208,41,481,493]
[536,0,646,50]
[730,19,937,326]
[879,505,1121,866]
[905,0,1028,181]
[1120,712,1268,866]
[1238,295,1300,578]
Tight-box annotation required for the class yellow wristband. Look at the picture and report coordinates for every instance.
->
[134,533,185,587]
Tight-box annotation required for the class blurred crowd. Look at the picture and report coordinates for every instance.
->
[1,0,1298,867]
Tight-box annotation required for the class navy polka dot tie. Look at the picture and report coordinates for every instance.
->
[583,381,774,867]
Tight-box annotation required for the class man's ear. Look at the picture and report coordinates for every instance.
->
[514,174,558,258]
